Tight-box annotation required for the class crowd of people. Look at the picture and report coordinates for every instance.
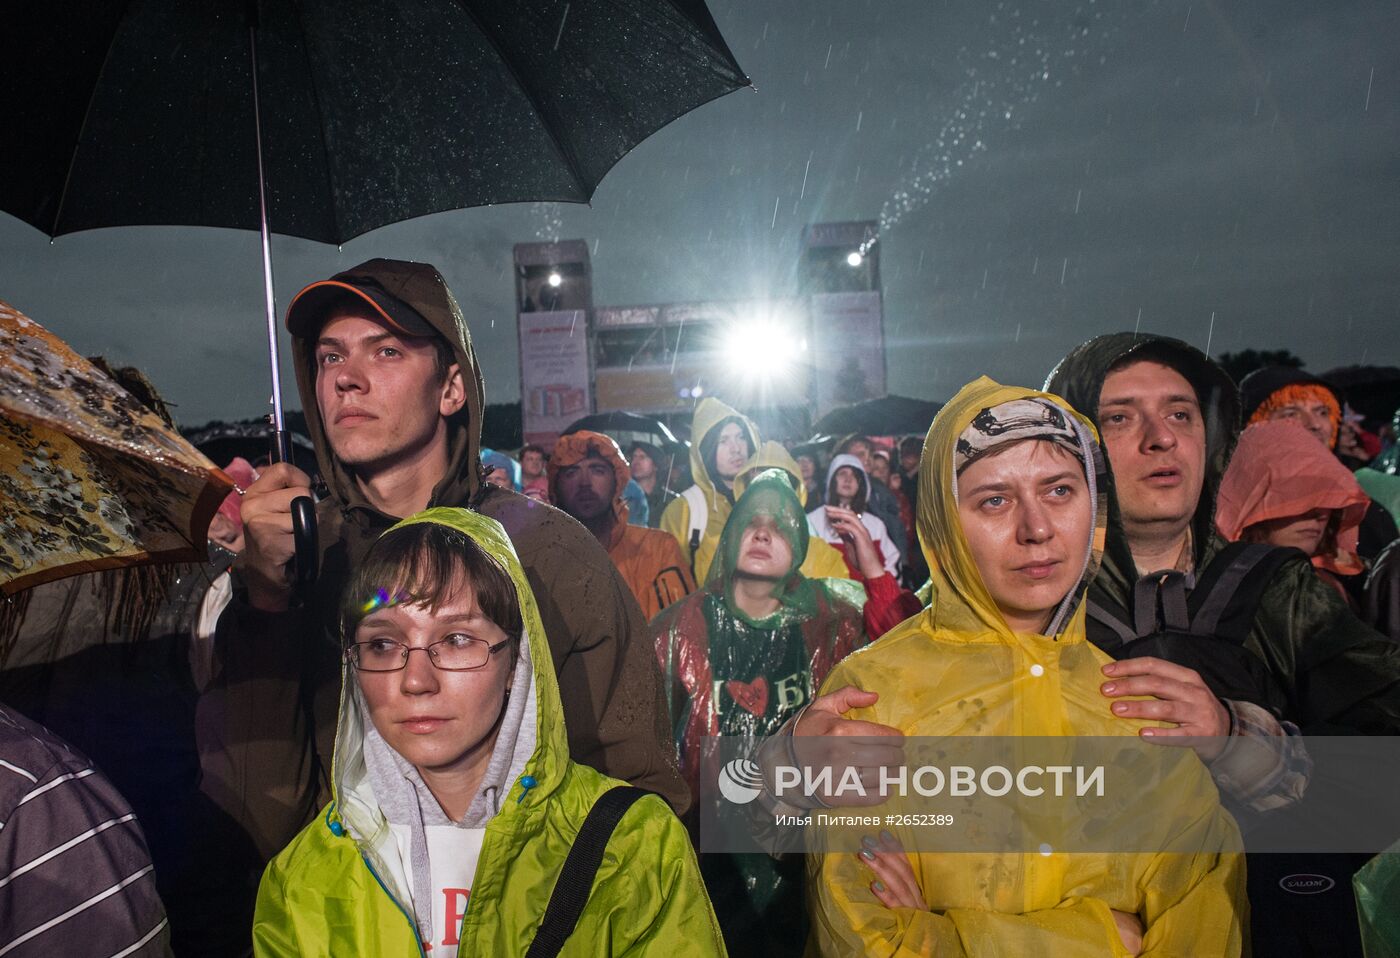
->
[3,256,1400,957]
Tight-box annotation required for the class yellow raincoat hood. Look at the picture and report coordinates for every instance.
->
[806,378,1245,957]
[327,509,569,879]
[734,441,809,506]
[915,376,1106,643]
[254,509,724,957]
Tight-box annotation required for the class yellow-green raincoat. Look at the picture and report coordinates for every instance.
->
[806,378,1246,957]
[253,508,724,956]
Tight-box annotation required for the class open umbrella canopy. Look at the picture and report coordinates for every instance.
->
[0,0,749,244]
[563,410,683,451]
[1320,365,1400,424]
[811,394,944,439]
[182,414,319,474]
[0,302,233,595]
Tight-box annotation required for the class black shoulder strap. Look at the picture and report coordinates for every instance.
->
[688,528,702,577]
[1189,543,1307,642]
[1087,570,1189,647]
[1086,597,1139,652]
[1134,570,1190,633]
[525,786,650,958]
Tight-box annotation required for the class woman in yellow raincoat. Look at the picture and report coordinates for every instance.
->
[806,378,1246,957]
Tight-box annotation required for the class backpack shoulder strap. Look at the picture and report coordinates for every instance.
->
[681,485,708,571]
[1086,596,1140,652]
[525,786,651,958]
[1189,542,1307,642]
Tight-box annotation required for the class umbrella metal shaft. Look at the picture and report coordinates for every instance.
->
[248,23,290,461]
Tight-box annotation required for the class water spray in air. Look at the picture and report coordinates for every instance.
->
[859,1,1122,256]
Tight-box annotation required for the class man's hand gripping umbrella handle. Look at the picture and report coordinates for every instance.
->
[274,428,318,587]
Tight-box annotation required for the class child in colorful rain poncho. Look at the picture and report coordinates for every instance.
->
[253,508,723,957]
[806,378,1246,957]
[651,468,871,957]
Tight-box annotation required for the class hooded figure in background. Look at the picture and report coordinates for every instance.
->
[732,440,851,582]
[1239,365,1399,561]
[832,435,910,564]
[652,469,869,793]
[212,258,686,901]
[479,449,522,491]
[628,440,680,528]
[253,509,722,956]
[807,453,902,579]
[807,378,1245,957]
[659,398,761,582]
[1372,407,1400,477]
[741,444,918,637]
[548,430,695,620]
[1240,366,1344,447]
[1217,420,1371,603]
[652,469,869,957]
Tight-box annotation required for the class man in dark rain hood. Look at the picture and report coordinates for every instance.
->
[1046,332,1400,958]
[1044,333,1400,737]
[213,260,686,884]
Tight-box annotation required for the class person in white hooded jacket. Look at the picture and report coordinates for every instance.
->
[807,453,902,580]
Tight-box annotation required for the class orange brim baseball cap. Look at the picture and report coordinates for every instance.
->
[285,269,436,340]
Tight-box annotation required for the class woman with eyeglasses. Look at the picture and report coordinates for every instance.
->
[252,507,723,957]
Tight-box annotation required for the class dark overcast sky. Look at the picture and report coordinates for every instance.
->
[2,0,1397,427]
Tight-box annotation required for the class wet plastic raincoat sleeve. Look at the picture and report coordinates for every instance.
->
[1263,559,1400,733]
[250,854,303,958]
[660,494,694,560]
[809,845,1244,958]
[806,670,1246,957]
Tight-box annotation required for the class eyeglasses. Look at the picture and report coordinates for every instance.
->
[347,635,512,672]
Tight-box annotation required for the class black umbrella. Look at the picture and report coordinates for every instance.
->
[2,0,747,576]
[183,415,319,474]
[563,411,686,497]
[812,394,944,439]
[1320,366,1400,424]
[2,1,747,244]
[563,411,683,449]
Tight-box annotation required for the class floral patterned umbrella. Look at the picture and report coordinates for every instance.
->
[0,300,234,595]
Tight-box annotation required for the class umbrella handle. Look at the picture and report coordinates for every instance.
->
[290,496,318,586]
[269,426,318,587]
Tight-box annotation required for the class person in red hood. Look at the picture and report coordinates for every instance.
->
[550,430,696,620]
[214,260,688,912]
[1217,420,1371,605]
[1240,365,1399,564]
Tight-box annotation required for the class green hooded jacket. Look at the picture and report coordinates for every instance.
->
[1045,333,1400,733]
[252,509,724,957]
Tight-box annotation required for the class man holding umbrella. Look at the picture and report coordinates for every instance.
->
[215,259,686,874]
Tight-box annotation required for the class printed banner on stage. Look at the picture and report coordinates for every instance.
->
[518,309,591,447]
[810,291,886,419]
